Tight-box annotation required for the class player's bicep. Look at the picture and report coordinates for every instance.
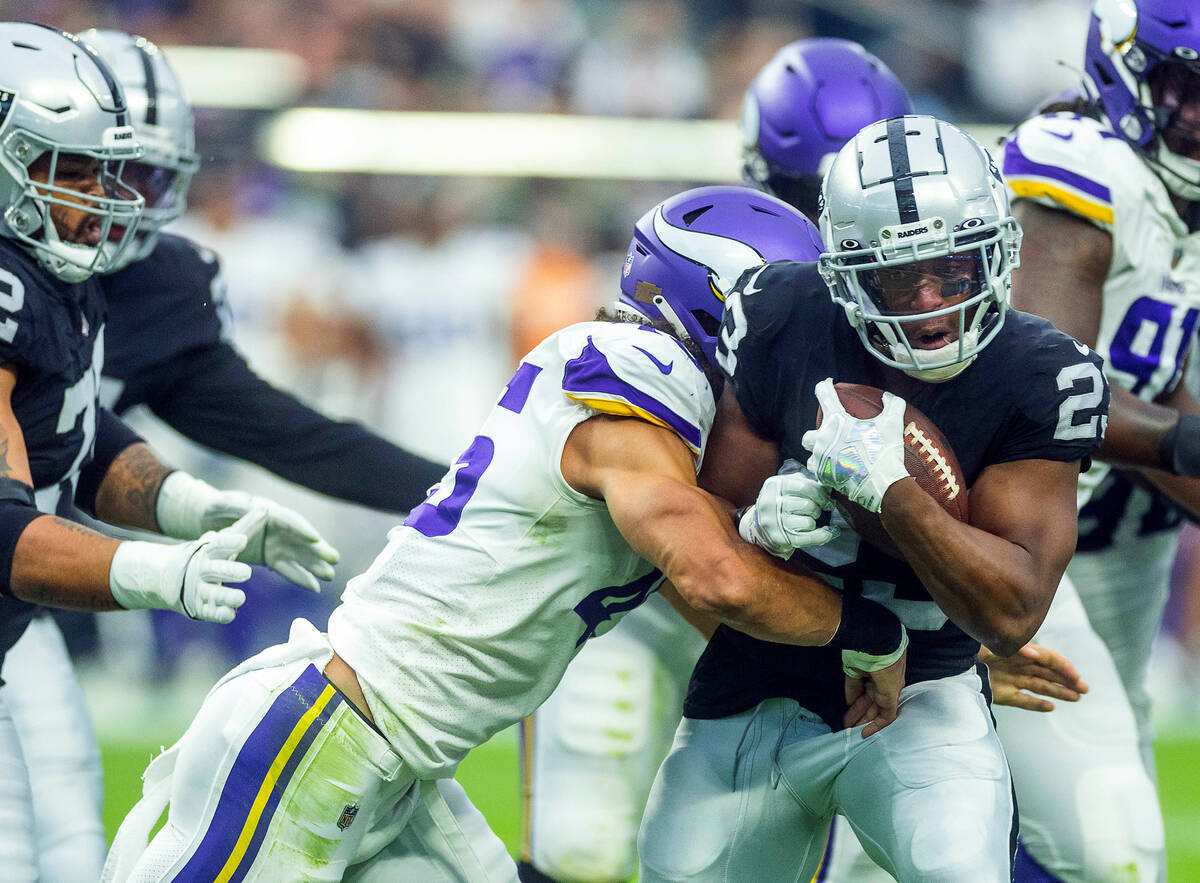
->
[969,458,1080,588]
[0,364,33,486]
[1010,200,1111,347]
[563,415,733,571]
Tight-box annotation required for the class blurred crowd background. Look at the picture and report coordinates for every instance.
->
[5,0,1198,734]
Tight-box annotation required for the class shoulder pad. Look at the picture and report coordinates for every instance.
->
[1003,113,1127,231]
[559,322,715,462]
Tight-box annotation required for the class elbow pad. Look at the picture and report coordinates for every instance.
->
[0,479,42,597]
[1158,413,1200,477]
[830,592,908,677]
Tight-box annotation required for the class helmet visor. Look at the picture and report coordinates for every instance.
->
[121,160,180,211]
[860,252,986,317]
[1151,60,1200,161]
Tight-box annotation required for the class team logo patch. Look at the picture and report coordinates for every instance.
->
[337,803,359,831]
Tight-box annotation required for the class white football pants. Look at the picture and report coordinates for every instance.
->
[638,668,1015,883]
[1,615,106,882]
[104,618,516,883]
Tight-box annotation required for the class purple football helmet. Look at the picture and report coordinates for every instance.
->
[741,38,912,220]
[1086,0,1200,199]
[618,185,824,365]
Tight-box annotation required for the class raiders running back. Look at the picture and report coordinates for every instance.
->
[328,320,714,777]
[686,260,1108,730]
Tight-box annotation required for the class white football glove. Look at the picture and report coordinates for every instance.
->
[738,459,838,559]
[155,472,339,592]
[109,509,266,624]
[802,378,910,514]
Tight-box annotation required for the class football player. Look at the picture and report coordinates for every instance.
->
[737,39,1095,883]
[102,185,909,882]
[0,23,338,879]
[637,117,1109,882]
[993,0,1200,878]
[517,38,915,883]
[0,29,450,881]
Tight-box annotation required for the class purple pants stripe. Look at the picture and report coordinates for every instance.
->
[174,664,343,881]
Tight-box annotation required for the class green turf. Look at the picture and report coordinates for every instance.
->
[103,731,1200,878]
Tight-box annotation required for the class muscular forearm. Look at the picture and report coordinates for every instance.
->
[658,489,841,646]
[9,514,120,610]
[880,480,1047,655]
[93,442,172,531]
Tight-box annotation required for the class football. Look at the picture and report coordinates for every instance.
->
[815,382,968,557]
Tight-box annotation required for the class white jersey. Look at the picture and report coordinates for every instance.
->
[327,321,714,779]
[1003,111,1200,507]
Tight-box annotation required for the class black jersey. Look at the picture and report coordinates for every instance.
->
[100,234,445,513]
[0,237,106,660]
[686,261,1109,730]
[100,232,228,411]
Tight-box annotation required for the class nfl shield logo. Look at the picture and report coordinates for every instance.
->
[337,803,359,831]
[622,251,634,277]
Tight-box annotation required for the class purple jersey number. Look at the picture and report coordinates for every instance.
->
[1107,296,1199,395]
[405,362,540,538]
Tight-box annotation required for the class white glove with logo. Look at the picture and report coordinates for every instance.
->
[155,472,338,592]
[738,459,838,559]
[802,378,910,514]
[109,509,266,623]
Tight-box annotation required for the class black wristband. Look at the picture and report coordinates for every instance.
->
[0,479,41,597]
[1158,413,1200,477]
[830,592,904,656]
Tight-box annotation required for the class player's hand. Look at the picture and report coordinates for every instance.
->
[195,491,338,592]
[802,378,910,514]
[156,472,339,592]
[109,509,265,623]
[844,647,907,738]
[738,460,837,559]
[979,642,1089,712]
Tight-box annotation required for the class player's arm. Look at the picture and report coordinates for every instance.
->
[563,414,839,645]
[1012,199,1200,479]
[566,413,906,733]
[880,457,1081,658]
[0,366,249,618]
[141,341,446,513]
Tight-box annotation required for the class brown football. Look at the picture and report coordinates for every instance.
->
[815,382,968,557]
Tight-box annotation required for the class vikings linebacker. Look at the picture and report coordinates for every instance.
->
[0,30,444,880]
[103,186,909,881]
[637,118,1108,882]
[0,24,337,880]
[517,38,913,883]
[994,1,1200,879]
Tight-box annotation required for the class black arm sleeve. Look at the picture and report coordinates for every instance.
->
[74,409,145,517]
[144,342,446,514]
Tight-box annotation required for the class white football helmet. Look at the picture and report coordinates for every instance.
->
[0,23,145,282]
[79,29,199,270]
[818,116,1022,382]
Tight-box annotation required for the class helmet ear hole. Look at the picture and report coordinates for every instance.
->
[691,309,720,337]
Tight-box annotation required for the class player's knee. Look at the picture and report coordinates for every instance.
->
[532,784,639,882]
[1071,765,1164,882]
[552,638,658,758]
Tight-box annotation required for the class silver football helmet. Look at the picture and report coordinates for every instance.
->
[818,116,1022,382]
[0,23,144,282]
[79,29,199,270]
